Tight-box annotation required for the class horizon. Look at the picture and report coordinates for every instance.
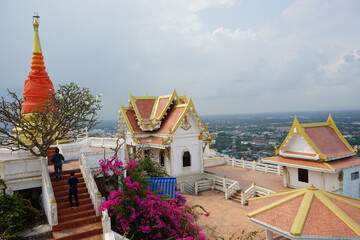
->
[1,1,360,120]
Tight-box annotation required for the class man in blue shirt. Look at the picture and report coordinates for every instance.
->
[68,171,79,208]
[51,148,64,181]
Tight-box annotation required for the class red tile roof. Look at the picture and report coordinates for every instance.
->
[264,156,360,171]
[121,92,206,146]
[135,99,155,120]
[305,126,354,159]
[248,187,360,238]
[154,107,186,134]
[155,97,171,119]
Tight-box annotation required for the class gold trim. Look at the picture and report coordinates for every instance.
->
[32,16,42,54]
[290,190,315,236]
[315,191,360,236]
[276,116,327,160]
[247,190,305,218]
[322,191,360,210]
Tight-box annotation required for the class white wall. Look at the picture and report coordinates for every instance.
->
[287,167,340,192]
[343,165,360,198]
[283,132,316,155]
[170,112,203,177]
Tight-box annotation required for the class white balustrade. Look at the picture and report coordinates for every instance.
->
[79,153,102,216]
[228,158,283,175]
[194,173,241,199]
[41,157,58,226]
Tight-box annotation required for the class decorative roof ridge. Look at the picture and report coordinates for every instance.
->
[168,98,206,135]
[153,89,179,121]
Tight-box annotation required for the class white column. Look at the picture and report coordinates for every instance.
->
[283,166,288,187]
[266,229,273,240]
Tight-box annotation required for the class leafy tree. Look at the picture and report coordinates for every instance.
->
[0,192,26,240]
[137,151,168,178]
[0,83,102,157]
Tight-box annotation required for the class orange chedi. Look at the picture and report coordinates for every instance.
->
[21,16,54,114]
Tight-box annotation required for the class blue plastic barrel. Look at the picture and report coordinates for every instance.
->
[149,177,177,199]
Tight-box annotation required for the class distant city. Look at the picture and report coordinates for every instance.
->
[93,109,360,159]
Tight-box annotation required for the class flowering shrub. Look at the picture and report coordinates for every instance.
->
[98,158,208,240]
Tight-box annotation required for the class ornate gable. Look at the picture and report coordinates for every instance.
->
[276,115,356,161]
[119,91,212,148]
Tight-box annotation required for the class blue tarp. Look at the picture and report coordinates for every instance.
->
[149,177,177,199]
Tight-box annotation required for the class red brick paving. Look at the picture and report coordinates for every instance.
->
[185,165,292,239]
[205,164,290,191]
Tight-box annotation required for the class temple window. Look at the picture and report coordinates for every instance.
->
[160,151,165,166]
[183,151,191,167]
[351,171,359,181]
[298,168,308,183]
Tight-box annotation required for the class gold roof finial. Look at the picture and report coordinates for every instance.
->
[32,14,42,54]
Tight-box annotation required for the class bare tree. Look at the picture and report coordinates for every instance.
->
[0,83,102,157]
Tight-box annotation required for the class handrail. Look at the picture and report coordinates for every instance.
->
[227,158,283,175]
[79,153,102,216]
[225,181,239,200]
[241,183,275,205]
[41,157,58,226]
[198,173,241,199]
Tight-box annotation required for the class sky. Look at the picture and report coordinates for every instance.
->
[1,0,360,120]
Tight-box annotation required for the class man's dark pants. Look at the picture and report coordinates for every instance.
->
[69,189,79,207]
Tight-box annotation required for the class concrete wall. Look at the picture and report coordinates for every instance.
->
[343,165,360,198]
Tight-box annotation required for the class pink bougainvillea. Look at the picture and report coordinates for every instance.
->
[98,158,208,240]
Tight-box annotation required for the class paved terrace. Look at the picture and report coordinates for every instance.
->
[186,165,291,239]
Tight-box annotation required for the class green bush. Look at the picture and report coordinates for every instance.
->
[0,193,26,240]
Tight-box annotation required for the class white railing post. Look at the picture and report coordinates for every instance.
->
[223,177,226,191]
[232,158,235,167]
[278,165,282,175]
[241,191,244,205]
[252,161,256,171]
[195,182,198,195]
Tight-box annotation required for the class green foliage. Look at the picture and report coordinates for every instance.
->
[137,151,168,177]
[0,83,102,157]
[206,228,260,240]
[0,193,26,240]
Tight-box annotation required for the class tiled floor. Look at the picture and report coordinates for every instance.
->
[185,165,291,239]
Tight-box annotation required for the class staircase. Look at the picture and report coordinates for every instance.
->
[47,147,58,165]
[50,168,103,240]
[229,190,242,203]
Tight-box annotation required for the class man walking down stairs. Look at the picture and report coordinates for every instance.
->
[50,168,103,240]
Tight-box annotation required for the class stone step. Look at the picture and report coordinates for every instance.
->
[78,233,103,240]
[53,182,87,192]
[52,222,102,240]
[50,169,81,178]
[58,203,94,217]
[52,215,101,231]
[56,192,90,203]
[58,208,97,223]
[54,187,89,199]
[57,198,92,210]
[51,176,84,184]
